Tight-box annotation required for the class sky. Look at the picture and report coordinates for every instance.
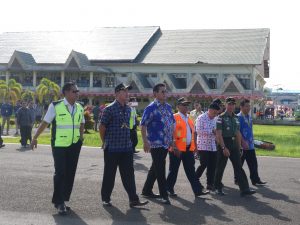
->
[0,0,299,90]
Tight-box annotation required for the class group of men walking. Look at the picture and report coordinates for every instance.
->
[30,82,266,215]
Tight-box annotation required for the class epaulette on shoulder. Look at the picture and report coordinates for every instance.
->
[219,112,226,117]
[52,100,64,106]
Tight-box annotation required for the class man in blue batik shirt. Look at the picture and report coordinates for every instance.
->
[141,83,175,205]
[237,99,266,186]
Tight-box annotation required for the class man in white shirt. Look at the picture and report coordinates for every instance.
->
[31,82,85,215]
[189,101,204,122]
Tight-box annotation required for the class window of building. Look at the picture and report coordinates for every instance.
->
[202,73,218,89]
[208,78,217,89]
[93,73,104,87]
[65,72,90,87]
[10,72,33,86]
[105,75,115,88]
[236,74,251,90]
[0,71,6,81]
[168,73,187,89]
[238,78,251,89]
[37,71,61,85]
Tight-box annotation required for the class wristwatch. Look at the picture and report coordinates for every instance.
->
[221,146,225,150]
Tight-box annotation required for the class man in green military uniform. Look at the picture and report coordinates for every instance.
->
[214,97,256,197]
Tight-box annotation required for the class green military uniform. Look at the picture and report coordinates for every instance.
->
[214,110,250,192]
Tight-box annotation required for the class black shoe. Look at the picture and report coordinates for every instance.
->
[55,204,67,215]
[240,189,256,197]
[252,181,267,186]
[133,150,139,153]
[167,190,177,197]
[129,200,149,208]
[0,144,5,148]
[158,197,171,205]
[195,190,210,197]
[206,185,214,191]
[215,188,226,196]
[102,200,112,207]
[141,192,160,198]
[55,203,70,211]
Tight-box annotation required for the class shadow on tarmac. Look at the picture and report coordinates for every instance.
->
[258,185,299,204]
[53,210,89,225]
[103,205,150,225]
[158,196,233,225]
[215,186,292,222]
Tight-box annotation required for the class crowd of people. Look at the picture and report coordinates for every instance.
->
[1,81,267,215]
[28,82,267,215]
[0,99,45,149]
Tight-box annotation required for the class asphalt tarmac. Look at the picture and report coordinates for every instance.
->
[0,143,299,225]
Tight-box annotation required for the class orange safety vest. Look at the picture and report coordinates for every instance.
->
[173,113,195,152]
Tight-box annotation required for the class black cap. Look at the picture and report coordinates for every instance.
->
[115,83,132,93]
[225,97,236,104]
[177,97,191,105]
[209,103,220,110]
[212,98,223,106]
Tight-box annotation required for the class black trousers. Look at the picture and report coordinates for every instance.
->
[142,147,168,198]
[196,151,217,186]
[130,128,138,151]
[214,137,250,192]
[20,125,32,146]
[241,150,261,183]
[101,150,139,202]
[167,148,202,195]
[94,118,99,131]
[52,140,82,205]
[0,125,3,145]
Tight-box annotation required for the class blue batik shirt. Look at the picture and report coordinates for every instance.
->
[141,99,175,149]
[100,100,132,152]
[237,112,255,150]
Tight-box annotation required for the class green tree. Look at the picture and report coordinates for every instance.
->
[21,89,35,102]
[0,79,22,104]
[36,78,60,104]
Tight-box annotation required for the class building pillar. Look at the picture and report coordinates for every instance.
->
[61,71,65,87]
[88,97,93,105]
[6,71,9,84]
[90,72,93,88]
[33,71,37,87]
[101,74,106,88]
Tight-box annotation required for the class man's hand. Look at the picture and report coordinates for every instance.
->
[143,141,151,153]
[173,148,181,158]
[31,139,38,150]
[241,139,249,150]
[222,147,230,157]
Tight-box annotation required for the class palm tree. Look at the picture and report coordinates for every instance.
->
[0,79,22,105]
[36,78,60,104]
[21,89,35,102]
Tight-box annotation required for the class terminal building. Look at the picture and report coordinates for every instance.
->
[0,26,270,108]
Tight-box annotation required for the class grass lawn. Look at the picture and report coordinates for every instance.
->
[3,125,300,158]
[253,125,300,158]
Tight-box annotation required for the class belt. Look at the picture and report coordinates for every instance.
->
[223,137,236,140]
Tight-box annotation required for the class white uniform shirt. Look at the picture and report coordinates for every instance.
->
[43,98,85,124]
[178,112,192,145]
